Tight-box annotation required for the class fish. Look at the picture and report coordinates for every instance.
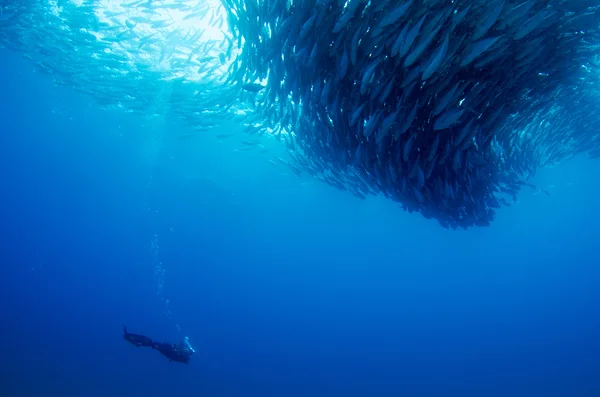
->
[6,0,600,229]
[242,83,266,92]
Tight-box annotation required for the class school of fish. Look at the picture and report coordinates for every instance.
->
[1,0,600,229]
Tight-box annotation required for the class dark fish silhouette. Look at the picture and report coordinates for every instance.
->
[241,83,265,92]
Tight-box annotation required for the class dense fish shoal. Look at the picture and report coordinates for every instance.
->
[222,0,600,228]
[1,0,600,228]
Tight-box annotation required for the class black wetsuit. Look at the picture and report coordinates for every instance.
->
[123,326,193,364]
[152,342,192,364]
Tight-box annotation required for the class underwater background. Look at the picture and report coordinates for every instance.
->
[1,2,600,396]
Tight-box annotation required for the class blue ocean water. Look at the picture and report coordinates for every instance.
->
[0,45,599,397]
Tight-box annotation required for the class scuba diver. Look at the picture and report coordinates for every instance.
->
[123,326,196,364]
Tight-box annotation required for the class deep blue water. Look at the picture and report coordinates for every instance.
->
[1,49,599,396]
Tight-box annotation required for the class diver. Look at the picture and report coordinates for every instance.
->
[123,326,196,364]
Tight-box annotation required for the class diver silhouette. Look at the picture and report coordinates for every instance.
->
[123,326,196,364]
